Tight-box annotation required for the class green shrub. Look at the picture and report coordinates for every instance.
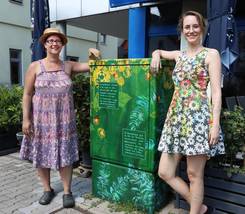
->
[221,106,245,169]
[210,106,245,173]
[0,85,23,133]
[222,106,245,157]
[72,74,90,151]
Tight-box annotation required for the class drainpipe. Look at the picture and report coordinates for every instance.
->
[128,7,148,58]
[56,21,67,61]
[96,32,100,50]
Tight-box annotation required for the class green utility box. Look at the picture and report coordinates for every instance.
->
[90,58,174,213]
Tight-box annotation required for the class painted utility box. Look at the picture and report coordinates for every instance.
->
[90,58,174,213]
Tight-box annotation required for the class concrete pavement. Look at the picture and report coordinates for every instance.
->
[0,152,187,214]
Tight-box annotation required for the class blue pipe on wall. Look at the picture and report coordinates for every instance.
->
[128,7,148,58]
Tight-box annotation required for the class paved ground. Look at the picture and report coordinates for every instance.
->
[0,152,188,214]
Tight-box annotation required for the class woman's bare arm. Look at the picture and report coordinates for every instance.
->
[70,48,101,74]
[150,50,180,73]
[22,62,37,137]
[206,48,222,145]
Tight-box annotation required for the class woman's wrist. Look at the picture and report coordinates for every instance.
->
[212,123,220,129]
[23,115,31,122]
[152,50,160,57]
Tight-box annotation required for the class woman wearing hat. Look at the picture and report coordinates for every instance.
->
[20,28,100,208]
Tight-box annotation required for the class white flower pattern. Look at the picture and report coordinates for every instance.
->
[158,49,225,157]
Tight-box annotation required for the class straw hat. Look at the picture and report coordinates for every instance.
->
[39,28,68,45]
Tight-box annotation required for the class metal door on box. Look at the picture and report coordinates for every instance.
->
[90,58,174,172]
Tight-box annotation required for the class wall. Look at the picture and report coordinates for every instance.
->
[0,0,118,85]
[66,25,98,61]
[98,35,118,59]
[0,0,30,28]
[0,0,31,85]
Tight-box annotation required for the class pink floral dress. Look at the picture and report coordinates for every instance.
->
[20,60,79,169]
[158,48,225,157]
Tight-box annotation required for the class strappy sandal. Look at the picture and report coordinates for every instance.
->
[63,193,75,208]
[39,188,55,205]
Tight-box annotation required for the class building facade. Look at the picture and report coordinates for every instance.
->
[0,0,118,85]
[51,0,245,99]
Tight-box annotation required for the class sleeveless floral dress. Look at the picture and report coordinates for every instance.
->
[20,60,79,169]
[158,48,225,157]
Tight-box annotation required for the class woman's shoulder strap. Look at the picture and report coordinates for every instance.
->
[38,59,46,73]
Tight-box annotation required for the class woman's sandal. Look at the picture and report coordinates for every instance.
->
[63,193,75,208]
[39,188,55,205]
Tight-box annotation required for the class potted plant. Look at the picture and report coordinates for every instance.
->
[176,106,245,213]
[16,131,24,146]
[72,73,91,177]
[0,85,23,151]
[220,106,245,171]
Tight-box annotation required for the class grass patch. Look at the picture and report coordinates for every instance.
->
[82,193,104,209]
[83,193,93,200]
[107,201,146,214]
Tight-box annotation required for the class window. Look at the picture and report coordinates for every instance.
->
[99,33,106,45]
[148,1,182,56]
[148,35,180,56]
[9,0,23,5]
[9,49,22,85]
[66,56,79,62]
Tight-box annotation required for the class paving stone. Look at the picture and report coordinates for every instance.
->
[0,152,187,214]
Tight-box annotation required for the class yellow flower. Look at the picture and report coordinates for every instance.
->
[93,116,100,125]
[119,66,125,72]
[124,59,129,65]
[109,66,115,74]
[140,59,149,65]
[145,72,151,80]
[180,126,187,136]
[117,77,125,86]
[124,69,131,78]
[98,128,106,139]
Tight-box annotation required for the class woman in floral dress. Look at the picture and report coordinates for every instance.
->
[151,11,224,214]
[20,28,100,208]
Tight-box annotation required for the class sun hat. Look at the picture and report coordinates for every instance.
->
[39,28,68,45]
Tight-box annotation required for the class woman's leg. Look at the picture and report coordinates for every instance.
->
[59,166,73,194]
[158,153,191,201]
[186,155,207,214]
[38,168,55,205]
[59,166,75,208]
[37,168,51,191]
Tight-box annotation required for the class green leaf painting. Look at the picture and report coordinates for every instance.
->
[93,160,169,214]
[90,58,174,171]
[90,58,174,213]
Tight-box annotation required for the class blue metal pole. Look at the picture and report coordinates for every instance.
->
[128,7,148,58]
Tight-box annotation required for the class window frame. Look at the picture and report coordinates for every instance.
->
[9,0,23,5]
[99,33,107,45]
[9,49,22,85]
[66,56,79,62]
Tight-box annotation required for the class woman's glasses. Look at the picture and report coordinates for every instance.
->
[46,39,63,45]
